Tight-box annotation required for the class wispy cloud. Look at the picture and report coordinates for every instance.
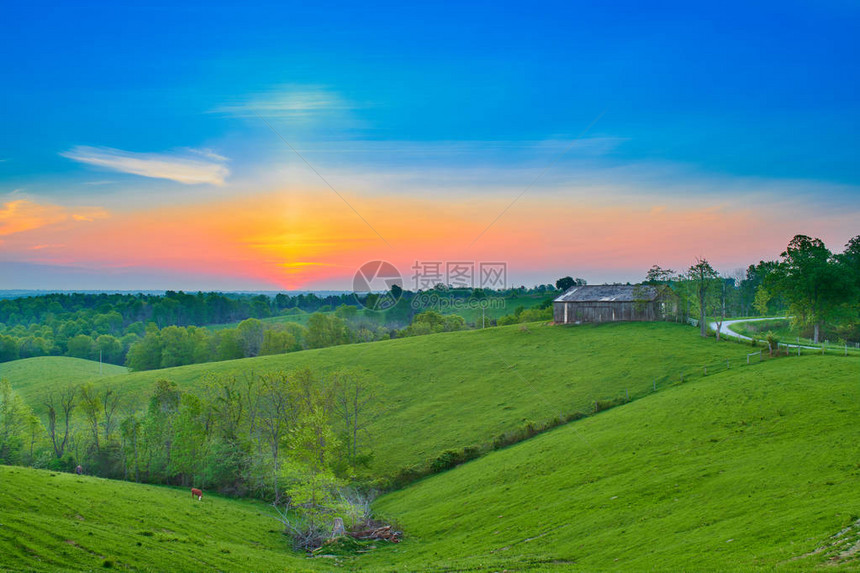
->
[214,85,353,119]
[0,198,108,237]
[61,146,230,185]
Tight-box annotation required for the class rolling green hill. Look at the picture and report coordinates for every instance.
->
[0,465,313,572]
[367,356,860,571]
[3,355,858,572]
[0,357,128,407]
[11,322,756,476]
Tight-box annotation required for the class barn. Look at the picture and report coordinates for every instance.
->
[553,284,677,324]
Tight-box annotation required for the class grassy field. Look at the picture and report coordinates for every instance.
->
[0,465,314,572]
[3,354,858,572]
[10,323,759,478]
[367,356,860,571]
[202,293,551,331]
[434,293,551,324]
[0,357,128,404]
[204,312,314,331]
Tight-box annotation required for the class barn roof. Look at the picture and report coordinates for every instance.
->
[553,284,660,303]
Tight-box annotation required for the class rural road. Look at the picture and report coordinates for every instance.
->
[708,317,781,342]
[710,316,821,350]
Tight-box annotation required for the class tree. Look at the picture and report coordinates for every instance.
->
[687,258,719,337]
[257,372,298,503]
[0,335,19,362]
[306,313,348,349]
[259,329,297,356]
[332,370,379,469]
[0,379,28,463]
[555,276,585,291]
[644,265,675,284]
[767,235,852,343]
[80,383,102,453]
[237,318,265,357]
[66,334,95,359]
[101,387,123,444]
[44,385,78,459]
[126,325,163,371]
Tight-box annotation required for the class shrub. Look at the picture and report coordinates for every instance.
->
[765,331,779,356]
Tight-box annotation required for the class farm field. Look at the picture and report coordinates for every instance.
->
[9,322,757,478]
[0,465,313,573]
[367,356,860,571]
[2,354,858,571]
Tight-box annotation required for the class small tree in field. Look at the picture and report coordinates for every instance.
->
[687,258,720,337]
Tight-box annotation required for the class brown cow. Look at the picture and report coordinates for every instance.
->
[191,488,202,501]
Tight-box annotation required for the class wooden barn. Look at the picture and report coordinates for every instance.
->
[553,284,677,324]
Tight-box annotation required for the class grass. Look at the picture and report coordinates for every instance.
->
[366,356,860,571]
[204,312,314,331]
[0,465,315,572]
[432,293,550,325]
[11,322,759,478]
[0,357,128,407]
[4,354,858,572]
[729,318,860,353]
[203,293,550,331]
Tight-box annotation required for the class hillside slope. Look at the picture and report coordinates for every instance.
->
[12,322,756,475]
[0,357,128,404]
[0,466,313,572]
[367,356,860,571]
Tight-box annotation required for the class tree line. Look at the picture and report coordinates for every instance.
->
[641,234,860,344]
[0,369,381,547]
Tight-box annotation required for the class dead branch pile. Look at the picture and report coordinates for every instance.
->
[348,520,401,543]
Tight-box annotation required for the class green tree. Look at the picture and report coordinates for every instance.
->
[332,369,379,469]
[767,235,852,343]
[0,335,20,362]
[66,334,96,359]
[237,318,265,357]
[96,334,123,364]
[260,329,297,356]
[687,258,720,337]
[557,276,573,290]
[44,385,78,459]
[126,325,163,371]
[0,379,28,463]
[306,313,349,349]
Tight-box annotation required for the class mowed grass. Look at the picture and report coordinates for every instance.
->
[11,323,761,476]
[366,356,860,572]
[0,465,315,573]
[0,357,128,407]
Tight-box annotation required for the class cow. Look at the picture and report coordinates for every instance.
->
[191,488,203,501]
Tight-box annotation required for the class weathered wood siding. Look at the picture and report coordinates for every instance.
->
[553,300,665,324]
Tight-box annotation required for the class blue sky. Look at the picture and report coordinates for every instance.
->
[1,0,858,289]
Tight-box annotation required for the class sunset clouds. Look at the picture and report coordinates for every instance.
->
[0,198,108,239]
[2,1,857,289]
[61,146,230,185]
[0,177,855,290]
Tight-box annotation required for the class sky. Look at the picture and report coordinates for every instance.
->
[1,0,858,291]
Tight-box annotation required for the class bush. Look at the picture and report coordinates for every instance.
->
[766,331,779,356]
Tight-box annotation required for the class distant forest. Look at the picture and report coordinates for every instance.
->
[1,233,857,369]
[0,286,558,369]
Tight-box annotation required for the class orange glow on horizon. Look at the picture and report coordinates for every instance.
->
[0,189,854,288]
